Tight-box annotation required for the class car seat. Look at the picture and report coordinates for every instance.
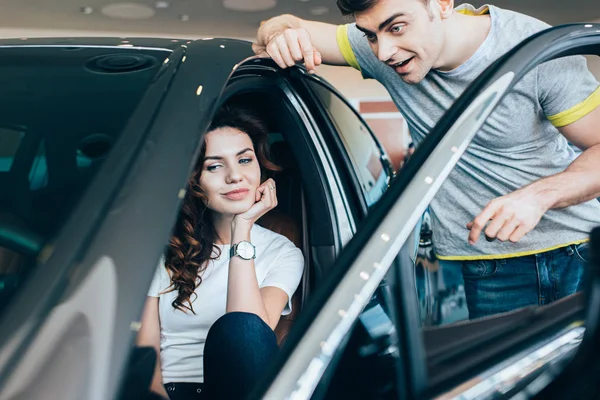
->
[257,139,308,346]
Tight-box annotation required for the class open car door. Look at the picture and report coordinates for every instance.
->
[250,22,600,400]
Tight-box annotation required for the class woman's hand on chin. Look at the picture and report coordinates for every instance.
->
[232,178,278,232]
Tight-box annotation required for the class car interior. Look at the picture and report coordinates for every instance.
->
[201,86,337,345]
[120,79,348,399]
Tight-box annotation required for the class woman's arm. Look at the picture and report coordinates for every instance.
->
[136,296,169,398]
[227,221,289,330]
[226,178,290,330]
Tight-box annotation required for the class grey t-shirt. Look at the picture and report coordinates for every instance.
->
[339,4,600,260]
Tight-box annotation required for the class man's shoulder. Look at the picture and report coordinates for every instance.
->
[491,5,551,40]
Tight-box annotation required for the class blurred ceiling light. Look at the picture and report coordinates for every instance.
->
[223,0,276,12]
[155,1,170,8]
[309,6,329,15]
[80,6,93,14]
[178,14,190,21]
[101,3,156,19]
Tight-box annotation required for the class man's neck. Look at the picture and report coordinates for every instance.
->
[435,11,492,72]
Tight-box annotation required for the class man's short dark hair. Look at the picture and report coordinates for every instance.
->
[336,0,429,16]
[336,0,378,16]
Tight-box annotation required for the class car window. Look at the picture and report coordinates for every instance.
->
[0,127,23,172]
[0,45,170,317]
[306,80,391,207]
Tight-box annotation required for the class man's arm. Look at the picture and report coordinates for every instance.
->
[468,104,600,244]
[254,14,349,73]
[539,104,600,208]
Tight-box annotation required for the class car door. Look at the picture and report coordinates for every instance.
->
[247,23,600,400]
[412,22,600,400]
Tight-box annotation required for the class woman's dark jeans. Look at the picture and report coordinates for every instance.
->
[166,312,278,400]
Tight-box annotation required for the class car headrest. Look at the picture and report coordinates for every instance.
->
[269,140,297,173]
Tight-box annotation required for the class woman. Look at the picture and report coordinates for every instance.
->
[137,104,304,399]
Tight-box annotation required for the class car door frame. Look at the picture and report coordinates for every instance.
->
[290,68,395,220]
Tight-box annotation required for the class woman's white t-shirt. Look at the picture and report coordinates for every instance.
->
[147,224,304,384]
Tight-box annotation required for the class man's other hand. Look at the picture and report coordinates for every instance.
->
[467,188,548,244]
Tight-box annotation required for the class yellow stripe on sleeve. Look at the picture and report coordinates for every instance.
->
[436,239,589,261]
[336,24,361,71]
[455,5,490,15]
[547,86,600,128]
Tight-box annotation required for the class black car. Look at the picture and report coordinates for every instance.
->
[0,24,599,400]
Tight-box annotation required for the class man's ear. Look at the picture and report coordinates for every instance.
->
[432,0,454,19]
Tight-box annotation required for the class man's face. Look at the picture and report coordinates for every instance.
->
[355,0,447,84]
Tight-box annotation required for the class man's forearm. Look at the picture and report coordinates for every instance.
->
[527,143,600,210]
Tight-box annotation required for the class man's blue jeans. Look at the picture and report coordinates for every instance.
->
[440,243,589,319]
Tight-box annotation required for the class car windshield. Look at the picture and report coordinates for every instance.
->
[0,45,170,317]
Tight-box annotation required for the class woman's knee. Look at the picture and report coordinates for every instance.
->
[206,312,276,347]
[204,312,278,381]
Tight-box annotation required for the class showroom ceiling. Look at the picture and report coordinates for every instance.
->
[0,0,598,39]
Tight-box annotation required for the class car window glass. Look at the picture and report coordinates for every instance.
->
[0,127,23,172]
[307,81,390,207]
[0,45,170,317]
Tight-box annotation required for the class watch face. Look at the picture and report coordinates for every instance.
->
[237,241,255,259]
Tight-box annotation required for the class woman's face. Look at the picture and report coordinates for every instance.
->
[199,127,261,217]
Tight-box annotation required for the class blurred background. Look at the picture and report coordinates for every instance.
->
[1,0,598,157]
[0,0,598,98]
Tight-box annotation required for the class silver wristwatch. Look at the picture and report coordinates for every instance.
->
[229,241,256,260]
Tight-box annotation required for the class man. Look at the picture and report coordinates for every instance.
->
[254,0,600,319]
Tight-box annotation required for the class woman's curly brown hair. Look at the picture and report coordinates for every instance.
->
[164,104,280,313]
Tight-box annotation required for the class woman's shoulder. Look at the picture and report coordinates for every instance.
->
[253,224,304,274]
[253,223,289,244]
[148,256,172,297]
[252,223,303,264]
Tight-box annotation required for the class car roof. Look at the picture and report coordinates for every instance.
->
[0,36,254,54]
